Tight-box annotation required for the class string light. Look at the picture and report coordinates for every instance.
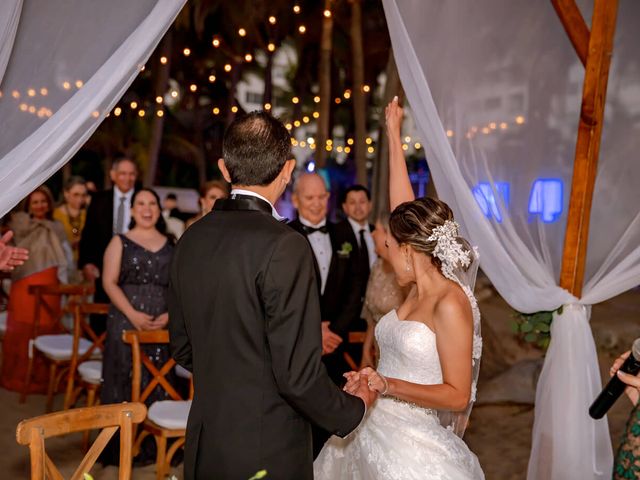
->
[344,146,351,154]
[40,88,48,96]
[12,90,20,98]
[190,84,197,92]
[238,28,247,37]
[313,96,320,103]
[294,120,301,127]
[307,138,315,145]
[138,109,145,117]
[489,122,497,130]
[212,107,220,115]
[343,89,351,99]
[414,142,422,149]
[293,5,301,13]
[140,66,145,72]
[264,103,272,110]
[401,144,409,150]
[302,116,310,123]
[336,146,343,153]
[27,89,36,97]
[334,98,341,104]
[28,105,35,113]
[500,122,508,130]
[170,90,178,98]
[268,16,276,24]
[91,110,100,118]
[292,96,299,104]
[156,110,164,117]
[363,85,370,93]
[224,64,232,72]
[212,38,221,48]
[183,48,191,56]
[300,141,306,147]
[114,107,122,116]
[404,136,411,142]
[231,106,238,113]
[312,111,320,118]
[130,101,138,109]
[515,115,525,124]
[267,43,276,52]
[245,54,253,62]
[298,25,306,34]
[324,10,332,18]
[155,96,163,104]
[285,123,292,130]
[160,56,168,64]
[482,127,490,134]
[347,138,354,145]
[368,146,375,154]
[365,137,373,145]
[209,75,216,82]
[446,130,454,137]
[19,103,27,111]
[62,82,71,90]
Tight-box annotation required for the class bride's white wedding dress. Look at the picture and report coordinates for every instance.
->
[313,309,484,479]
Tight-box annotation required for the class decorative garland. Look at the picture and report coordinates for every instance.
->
[511,305,564,350]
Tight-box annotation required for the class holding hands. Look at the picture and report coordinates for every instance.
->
[343,367,390,399]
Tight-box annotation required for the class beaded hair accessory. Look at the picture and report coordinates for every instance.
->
[426,220,472,281]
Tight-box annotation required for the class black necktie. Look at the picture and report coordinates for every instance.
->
[359,229,370,278]
[303,225,328,235]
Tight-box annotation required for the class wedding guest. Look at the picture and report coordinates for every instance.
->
[360,212,410,369]
[610,350,640,479]
[185,180,229,228]
[0,186,69,393]
[162,193,185,240]
[0,230,29,272]
[78,156,138,334]
[53,176,88,275]
[100,188,175,465]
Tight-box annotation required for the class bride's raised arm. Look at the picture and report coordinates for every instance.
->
[386,97,415,210]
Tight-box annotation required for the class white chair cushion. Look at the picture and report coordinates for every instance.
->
[78,360,102,384]
[147,400,191,430]
[34,334,94,361]
[175,364,192,379]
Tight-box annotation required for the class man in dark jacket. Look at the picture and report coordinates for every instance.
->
[169,111,374,480]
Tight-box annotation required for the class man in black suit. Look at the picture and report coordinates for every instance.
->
[335,185,376,301]
[288,174,364,385]
[169,112,374,480]
[78,156,137,332]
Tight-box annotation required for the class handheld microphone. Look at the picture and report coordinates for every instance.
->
[589,338,640,419]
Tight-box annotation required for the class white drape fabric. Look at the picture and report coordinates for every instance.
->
[382,0,640,478]
[0,0,186,218]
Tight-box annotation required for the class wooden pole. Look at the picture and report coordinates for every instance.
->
[558,0,619,297]
[551,0,590,66]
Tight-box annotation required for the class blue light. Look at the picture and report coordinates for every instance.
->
[528,178,563,222]
[306,161,316,173]
[472,182,509,222]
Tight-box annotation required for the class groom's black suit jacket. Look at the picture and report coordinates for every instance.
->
[169,195,365,480]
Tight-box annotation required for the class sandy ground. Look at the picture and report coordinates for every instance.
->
[0,289,638,479]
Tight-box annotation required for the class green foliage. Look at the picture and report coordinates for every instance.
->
[511,305,564,351]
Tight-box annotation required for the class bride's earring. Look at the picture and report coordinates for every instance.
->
[405,255,412,272]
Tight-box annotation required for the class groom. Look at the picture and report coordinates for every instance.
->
[169,111,374,480]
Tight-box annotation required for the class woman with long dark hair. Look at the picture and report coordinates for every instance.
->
[100,188,175,464]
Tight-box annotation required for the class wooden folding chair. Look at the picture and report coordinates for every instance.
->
[21,283,95,410]
[16,402,147,480]
[64,302,110,410]
[123,330,192,480]
[344,331,367,371]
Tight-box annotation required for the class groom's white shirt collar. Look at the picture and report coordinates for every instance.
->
[230,189,285,221]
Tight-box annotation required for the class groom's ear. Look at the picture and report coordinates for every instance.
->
[281,159,296,182]
[218,158,232,183]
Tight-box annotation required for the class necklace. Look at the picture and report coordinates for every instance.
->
[65,205,82,237]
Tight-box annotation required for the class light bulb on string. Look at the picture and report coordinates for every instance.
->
[183,48,191,56]
[114,107,122,116]
[212,38,220,48]
[362,85,370,93]
[190,84,197,92]
[293,5,301,13]
[324,10,332,18]
[238,28,247,37]
[267,43,276,52]
[40,88,48,96]
[298,25,306,34]
[245,54,253,62]
[130,101,138,109]
[292,96,299,104]
[27,89,36,97]
[313,96,320,103]
[224,64,232,72]
[209,75,216,83]
[268,16,276,24]
[160,56,168,64]
[212,107,220,115]
[155,96,163,104]
[156,110,164,117]
[231,106,238,113]
[138,109,145,117]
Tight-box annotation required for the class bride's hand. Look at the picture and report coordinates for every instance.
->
[385,96,403,138]
[360,367,389,395]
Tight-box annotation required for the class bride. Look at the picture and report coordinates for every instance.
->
[313,98,484,479]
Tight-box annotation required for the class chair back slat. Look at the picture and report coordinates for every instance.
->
[122,330,184,402]
[16,403,146,480]
[28,283,95,339]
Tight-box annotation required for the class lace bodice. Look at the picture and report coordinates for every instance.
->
[375,309,443,386]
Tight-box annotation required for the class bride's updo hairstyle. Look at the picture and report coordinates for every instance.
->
[389,197,474,273]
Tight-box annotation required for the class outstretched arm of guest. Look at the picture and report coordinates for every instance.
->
[386,97,415,210]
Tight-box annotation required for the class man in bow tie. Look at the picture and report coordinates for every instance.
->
[288,173,365,456]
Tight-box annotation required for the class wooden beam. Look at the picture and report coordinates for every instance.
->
[551,0,590,66]
[559,0,618,297]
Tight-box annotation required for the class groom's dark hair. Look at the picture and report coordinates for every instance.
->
[222,111,292,186]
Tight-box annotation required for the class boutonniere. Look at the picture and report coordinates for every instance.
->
[337,242,353,258]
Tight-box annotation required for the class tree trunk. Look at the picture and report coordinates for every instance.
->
[350,0,367,186]
[144,33,172,187]
[193,106,207,187]
[263,52,274,106]
[316,0,334,169]
[226,59,241,126]
[371,53,401,219]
